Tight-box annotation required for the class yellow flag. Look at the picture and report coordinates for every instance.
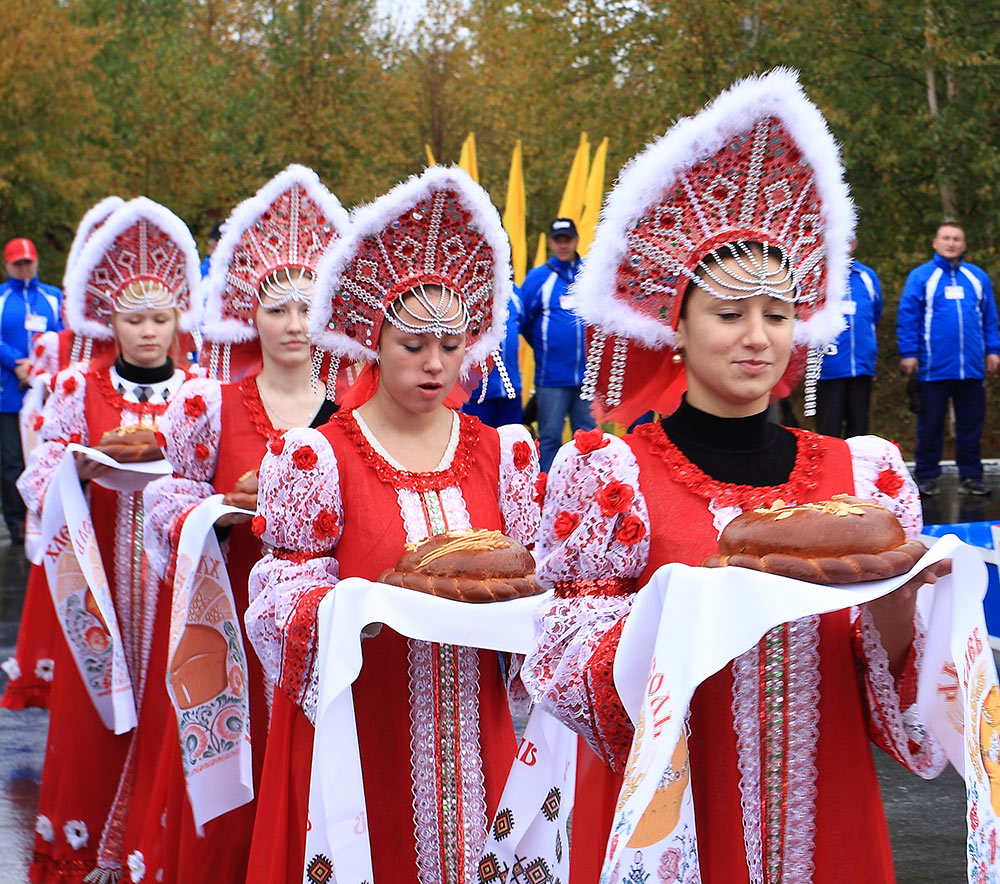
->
[519,231,549,405]
[533,232,548,268]
[458,133,479,183]
[557,132,590,223]
[578,136,608,256]
[503,141,527,286]
[425,144,436,167]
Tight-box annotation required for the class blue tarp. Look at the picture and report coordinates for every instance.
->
[922,521,1000,639]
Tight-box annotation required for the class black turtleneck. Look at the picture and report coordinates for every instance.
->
[114,355,175,385]
[660,397,797,487]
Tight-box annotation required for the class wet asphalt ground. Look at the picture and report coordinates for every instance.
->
[0,466,996,883]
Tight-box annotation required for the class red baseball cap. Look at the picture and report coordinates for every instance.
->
[4,238,38,263]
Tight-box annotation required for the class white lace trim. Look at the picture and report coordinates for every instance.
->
[847,435,923,538]
[496,423,541,546]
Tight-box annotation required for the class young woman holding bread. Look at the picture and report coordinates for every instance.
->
[119,165,348,884]
[16,198,200,883]
[521,71,949,884]
[242,166,541,884]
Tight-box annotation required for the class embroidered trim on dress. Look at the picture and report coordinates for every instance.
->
[239,374,282,444]
[92,366,173,420]
[554,577,637,599]
[635,422,823,509]
[338,409,480,493]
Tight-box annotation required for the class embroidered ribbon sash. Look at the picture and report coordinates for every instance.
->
[40,445,169,733]
[168,494,254,830]
[303,579,551,884]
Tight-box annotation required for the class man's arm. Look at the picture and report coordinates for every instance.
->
[896,270,923,374]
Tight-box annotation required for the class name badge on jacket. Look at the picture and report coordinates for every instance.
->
[24,314,47,333]
[842,300,857,315]
[945,285,965,300]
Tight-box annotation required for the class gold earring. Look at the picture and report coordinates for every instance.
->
[671,351,684,364]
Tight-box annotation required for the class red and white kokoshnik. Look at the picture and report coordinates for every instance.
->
[63,196,202,341]
[310,165,512,378]
[574,68,856,419]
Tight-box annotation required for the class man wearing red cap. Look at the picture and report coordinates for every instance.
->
[1,238,61,544]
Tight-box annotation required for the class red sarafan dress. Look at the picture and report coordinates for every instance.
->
[120,374,335,884]
[244,408,540,884]
[3,334,114,711]
[16,360,190,883]
[523,416,947,884]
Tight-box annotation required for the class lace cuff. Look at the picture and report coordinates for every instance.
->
[536,433,650,587]
[847,435,922,539]
[29,331,61,380]
[852,606,947,778]
[522,594,635,764]
[158,378,223,483]
[143,475,217,579]
[246,553,340,701]
[497,423,541,546]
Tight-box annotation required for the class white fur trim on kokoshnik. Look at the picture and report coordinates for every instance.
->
[64,197,202,341]
[575,67,856,352]
[311,165,512,373]
[201,164,350,346]
[63,196,125,283]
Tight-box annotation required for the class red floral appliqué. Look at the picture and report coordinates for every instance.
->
[154,431,167,450]
[269,436,285,456]
[292,446,318,471]
[533,472,548,505]
[194,443,210,461]
[512,440,532,470]
[574,428,608,455]
[314,508,339,540]
[553,510,580,541]
[616,513,646,546]
[874,468,903,498]
[251,515,267,538]
[595,480,634,517]
[183,395,207,418]
[32,415,43,431]
[62,376,78,395]
[68,432,81,445]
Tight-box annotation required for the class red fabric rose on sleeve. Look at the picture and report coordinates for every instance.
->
[154,431,167,450]
[616,513,646,546]
[194,443,210,461]
[62,376,78,395]
[874,468,904,498]
[314,508,340,541]
[183,395,207,418]
[512,440,532,470]
[68,432,81,445]
[574,428,609,455]
[553,510,580,541]
[292,445,318,471]
[251,515,267,539]
[595,480,635,517]
[32,415,43,431]
[533,472,547,506]
[269,436,285,456]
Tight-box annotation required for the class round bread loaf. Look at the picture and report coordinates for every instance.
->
[378,529,543,603]
[95,425,164,463]
[223,470,259,511]
[702,494,926,584]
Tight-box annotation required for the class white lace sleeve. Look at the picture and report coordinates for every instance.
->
[246,428,343,696]
[847,435,922,538]
[142,380,223,578]
[16,367,88,517]
[496,423,541,546]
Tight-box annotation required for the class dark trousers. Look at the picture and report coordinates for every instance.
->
[915,378,986,480]
[0,413,25,536]
[814,376,873,438]
[462,395,524,429]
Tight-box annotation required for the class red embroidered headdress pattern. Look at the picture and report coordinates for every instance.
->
[201,164,350,346]
[63,196,202,342]
[573,68,855,422]
[311,165,511,373]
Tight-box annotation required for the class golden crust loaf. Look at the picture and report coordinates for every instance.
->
[95,425,164,463]
[378,529,543,603]
[702,494,926,584]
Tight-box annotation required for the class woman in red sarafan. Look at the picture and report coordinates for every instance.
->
[119,165,349,884]
[2,196,122,712]
[521,70,948,884]
[16,197,201,883]
[244,165,540,884]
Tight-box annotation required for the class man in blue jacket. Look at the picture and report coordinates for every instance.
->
[463,291,523,428]
[896,222,1000,496]
[816,245,882,437]
[0,239,62,542]
[519,218,595,472]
